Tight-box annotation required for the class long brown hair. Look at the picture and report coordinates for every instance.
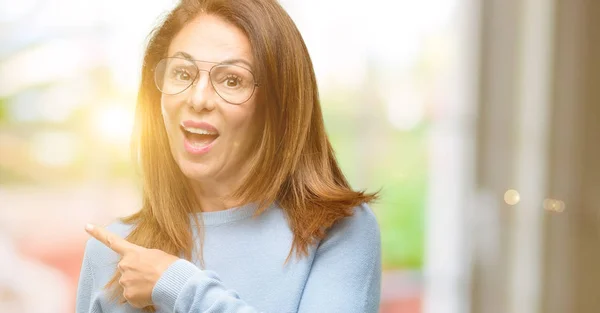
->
[106,0,378,309]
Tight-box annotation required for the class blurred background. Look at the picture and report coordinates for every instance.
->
[0,0,598,312]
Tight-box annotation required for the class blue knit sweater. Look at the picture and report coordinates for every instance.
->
[75,202,381,313]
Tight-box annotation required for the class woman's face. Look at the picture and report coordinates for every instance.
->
[160,14,260,185]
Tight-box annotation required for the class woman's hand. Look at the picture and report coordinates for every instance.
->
[85,224,180,308]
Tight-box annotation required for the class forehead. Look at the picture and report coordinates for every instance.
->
[168,14,254,66]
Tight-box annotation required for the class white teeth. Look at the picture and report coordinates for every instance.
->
[183,126,217,135]
[191,141,209,148]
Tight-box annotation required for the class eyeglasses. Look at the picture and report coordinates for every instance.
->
[153,57,260,105]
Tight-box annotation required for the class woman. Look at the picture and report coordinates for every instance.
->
[76,0,381,312]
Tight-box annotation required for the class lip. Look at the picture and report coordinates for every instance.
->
[183,136,218,155]
[181,120,219,134]
[180,120,219,155]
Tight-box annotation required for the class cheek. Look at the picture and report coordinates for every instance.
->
[227,106,259,147]
[161,101,168,118]
[160,100,183,151]
[161,99,179,129]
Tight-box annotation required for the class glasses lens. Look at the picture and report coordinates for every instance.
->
[154,58,197,95]
[210,64,256,104]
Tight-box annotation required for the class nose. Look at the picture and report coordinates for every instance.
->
[188,70,216,112]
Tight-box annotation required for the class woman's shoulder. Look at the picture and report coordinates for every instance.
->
[82,219,135,267]
[320,203,380,251]
[334,203,379,233]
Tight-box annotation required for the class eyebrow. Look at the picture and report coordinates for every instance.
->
[171,51,255,71]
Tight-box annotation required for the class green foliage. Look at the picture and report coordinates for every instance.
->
[377,127,427,269]
[322,96,428,270]
[0,97,6,123]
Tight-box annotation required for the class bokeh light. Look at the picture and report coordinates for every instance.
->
[543,198,565,213]
[504,189,521,206]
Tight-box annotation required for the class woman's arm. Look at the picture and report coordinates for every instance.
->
[76,240,103,313]
[152,260,262,313]
[296,204,381,312]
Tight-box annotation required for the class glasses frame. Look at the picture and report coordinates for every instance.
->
[153,57,260,105]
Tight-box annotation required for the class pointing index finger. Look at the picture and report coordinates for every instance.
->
[85,224,136,255]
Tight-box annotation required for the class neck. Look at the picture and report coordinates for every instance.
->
[189,155,255,212]
[189,177,242,212]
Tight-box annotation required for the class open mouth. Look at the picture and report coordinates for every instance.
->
[181,125,219,150]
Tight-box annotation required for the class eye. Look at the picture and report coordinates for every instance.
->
[172,68,193,81]
[223,75,242,88]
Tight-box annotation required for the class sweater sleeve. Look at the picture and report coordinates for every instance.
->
[76,239,103,313]
[151,203,381,313]
[152,260,263,313]
[296,203,381,312]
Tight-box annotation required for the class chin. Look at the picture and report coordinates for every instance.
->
[176,157,215,181]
